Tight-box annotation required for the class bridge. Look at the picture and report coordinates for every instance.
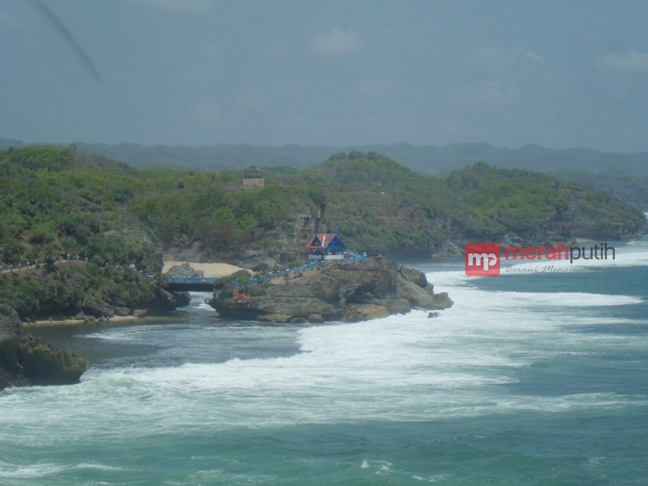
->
[165,276,219,292]
[164,253,367,292]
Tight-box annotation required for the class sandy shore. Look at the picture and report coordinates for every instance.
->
[26,314,144,328]
[162,261,245,277]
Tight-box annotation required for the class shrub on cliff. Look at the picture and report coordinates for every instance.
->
[0,264,162,320]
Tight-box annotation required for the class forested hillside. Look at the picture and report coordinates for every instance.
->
[298,153,647,254]
[1,146,645,269]
[5,139,648,210]
[2,145,647,319]
[0,146,327,270]
[0,146,187,318]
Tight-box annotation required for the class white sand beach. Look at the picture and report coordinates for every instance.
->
[162,261,245,278]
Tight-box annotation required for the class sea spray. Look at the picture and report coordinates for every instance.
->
[1,241,647,484]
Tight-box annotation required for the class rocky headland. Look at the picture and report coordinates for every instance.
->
[208,255,453,323]
[0,304,89,391]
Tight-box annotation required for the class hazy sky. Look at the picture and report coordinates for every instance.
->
[2,0,648,152]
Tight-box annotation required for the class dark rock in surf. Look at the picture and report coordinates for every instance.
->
[0,304,89,391]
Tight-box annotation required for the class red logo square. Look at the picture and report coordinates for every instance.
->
[465,243,501,276]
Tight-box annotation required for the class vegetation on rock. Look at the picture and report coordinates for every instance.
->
[0,145,646,320]
[0,263,186,320]
[209,256,454,323]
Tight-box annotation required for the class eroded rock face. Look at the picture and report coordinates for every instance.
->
[209,255,453,323]
[0,304,24,340]
[151,288,191,312]
[0,305,89,391]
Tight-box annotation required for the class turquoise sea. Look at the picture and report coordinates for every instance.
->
[1,239,647,485]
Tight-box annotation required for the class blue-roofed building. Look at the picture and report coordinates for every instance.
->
[305,233,347,260]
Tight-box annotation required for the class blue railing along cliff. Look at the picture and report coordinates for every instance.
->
[165,253,367,287]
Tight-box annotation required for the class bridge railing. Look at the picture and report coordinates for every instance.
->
[165,276,217,284]
[165,252,368,288]
[245,252,367,286]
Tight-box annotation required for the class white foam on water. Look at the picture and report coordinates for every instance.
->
[431,270,646,349]
[431,269,642,306]
[195,301,215,311]
[0,461,128,481]
[84,325,153,342]
[1,265,646,457]
[611,242,648,267]
[72,463,127,472]
[0,462,66,479]
[187,291,217,311]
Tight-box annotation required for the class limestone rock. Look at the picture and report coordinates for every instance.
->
[82,297,115,318]
[398,265,428,287]
[114,306,131,317]
[388,298,412,315]
[343,304,390,322]
[167,263,204,278]
[152,288,191,311]
[209,255,453,323]
[0,305,89,391]
[0,304,25,339]
[428,292,454,310]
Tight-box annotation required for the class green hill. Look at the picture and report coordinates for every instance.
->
[5,138,648,210]
[0,145,646,319]
[298,154,646,254]
[1,146,645,264]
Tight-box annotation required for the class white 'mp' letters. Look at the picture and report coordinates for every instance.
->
[468,252,498,271]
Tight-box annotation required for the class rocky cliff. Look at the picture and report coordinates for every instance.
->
[208,255,453,323]
[0,305,89,391]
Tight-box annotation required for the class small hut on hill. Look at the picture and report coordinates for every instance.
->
[243,166,264,189]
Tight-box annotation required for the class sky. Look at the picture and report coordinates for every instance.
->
[2,0,648,152]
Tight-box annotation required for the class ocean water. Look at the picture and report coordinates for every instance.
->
[1,240,648,485]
